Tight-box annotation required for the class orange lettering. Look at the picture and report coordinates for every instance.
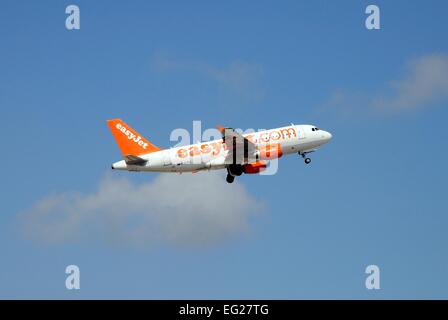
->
[280,128,296,140]
[210,142,221,156]
[270,131,281,141]
[260,133,270,143]
[189,146,200,157]
[177,148,188,158]
[200,143,211,154]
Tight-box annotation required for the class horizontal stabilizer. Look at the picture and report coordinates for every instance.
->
[124,155,147,165]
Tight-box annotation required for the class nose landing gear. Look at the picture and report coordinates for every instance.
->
[299,151,313,165]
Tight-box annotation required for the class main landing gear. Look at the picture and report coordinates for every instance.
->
[299,151,312,165]
[226,165,242,183]
[226,174,235,184]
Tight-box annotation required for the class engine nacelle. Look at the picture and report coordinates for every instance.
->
[243,161,267,174]
[257,144,283,160]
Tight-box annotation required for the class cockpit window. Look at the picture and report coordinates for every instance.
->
[311,128,315,131]
[312,127,319,131]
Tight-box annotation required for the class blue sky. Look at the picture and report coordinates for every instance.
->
[1,0,448,299]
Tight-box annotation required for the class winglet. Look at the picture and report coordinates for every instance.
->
[216,125,226,134]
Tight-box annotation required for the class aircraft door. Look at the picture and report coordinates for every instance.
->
[163,151,172,167]
[298,126,306,140]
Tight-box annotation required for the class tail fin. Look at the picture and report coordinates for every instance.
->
[107,119,161,157]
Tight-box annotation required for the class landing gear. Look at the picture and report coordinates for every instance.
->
[228,164,243,176]
[299,151,312,165]
[226,174,235,183]
[225,165,243,183]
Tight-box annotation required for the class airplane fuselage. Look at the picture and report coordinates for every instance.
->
[111,124,332,173]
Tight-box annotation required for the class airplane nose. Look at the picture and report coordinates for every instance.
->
[321,131,332,143]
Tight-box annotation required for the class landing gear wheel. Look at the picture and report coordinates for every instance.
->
[226,174,235,183]
[304,157,311,164]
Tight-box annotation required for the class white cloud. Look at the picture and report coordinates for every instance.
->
[317,53,448,117]
[373,54,448,111]
[19,172,262,248]
[151,52,265,101]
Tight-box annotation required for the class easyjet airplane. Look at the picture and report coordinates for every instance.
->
[107,119,332,183]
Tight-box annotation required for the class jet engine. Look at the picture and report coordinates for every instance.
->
[243,161,267,174]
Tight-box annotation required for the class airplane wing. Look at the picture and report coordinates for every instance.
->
[217,125,257,164]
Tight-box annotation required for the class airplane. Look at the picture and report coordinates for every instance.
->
[107,119,332,183]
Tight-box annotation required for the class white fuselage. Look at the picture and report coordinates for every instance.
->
[112,124,332,172]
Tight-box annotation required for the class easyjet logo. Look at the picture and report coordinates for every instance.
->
[177,141,227,158]
[116,123,148,149]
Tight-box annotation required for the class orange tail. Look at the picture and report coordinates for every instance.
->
[107,119,161,156]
